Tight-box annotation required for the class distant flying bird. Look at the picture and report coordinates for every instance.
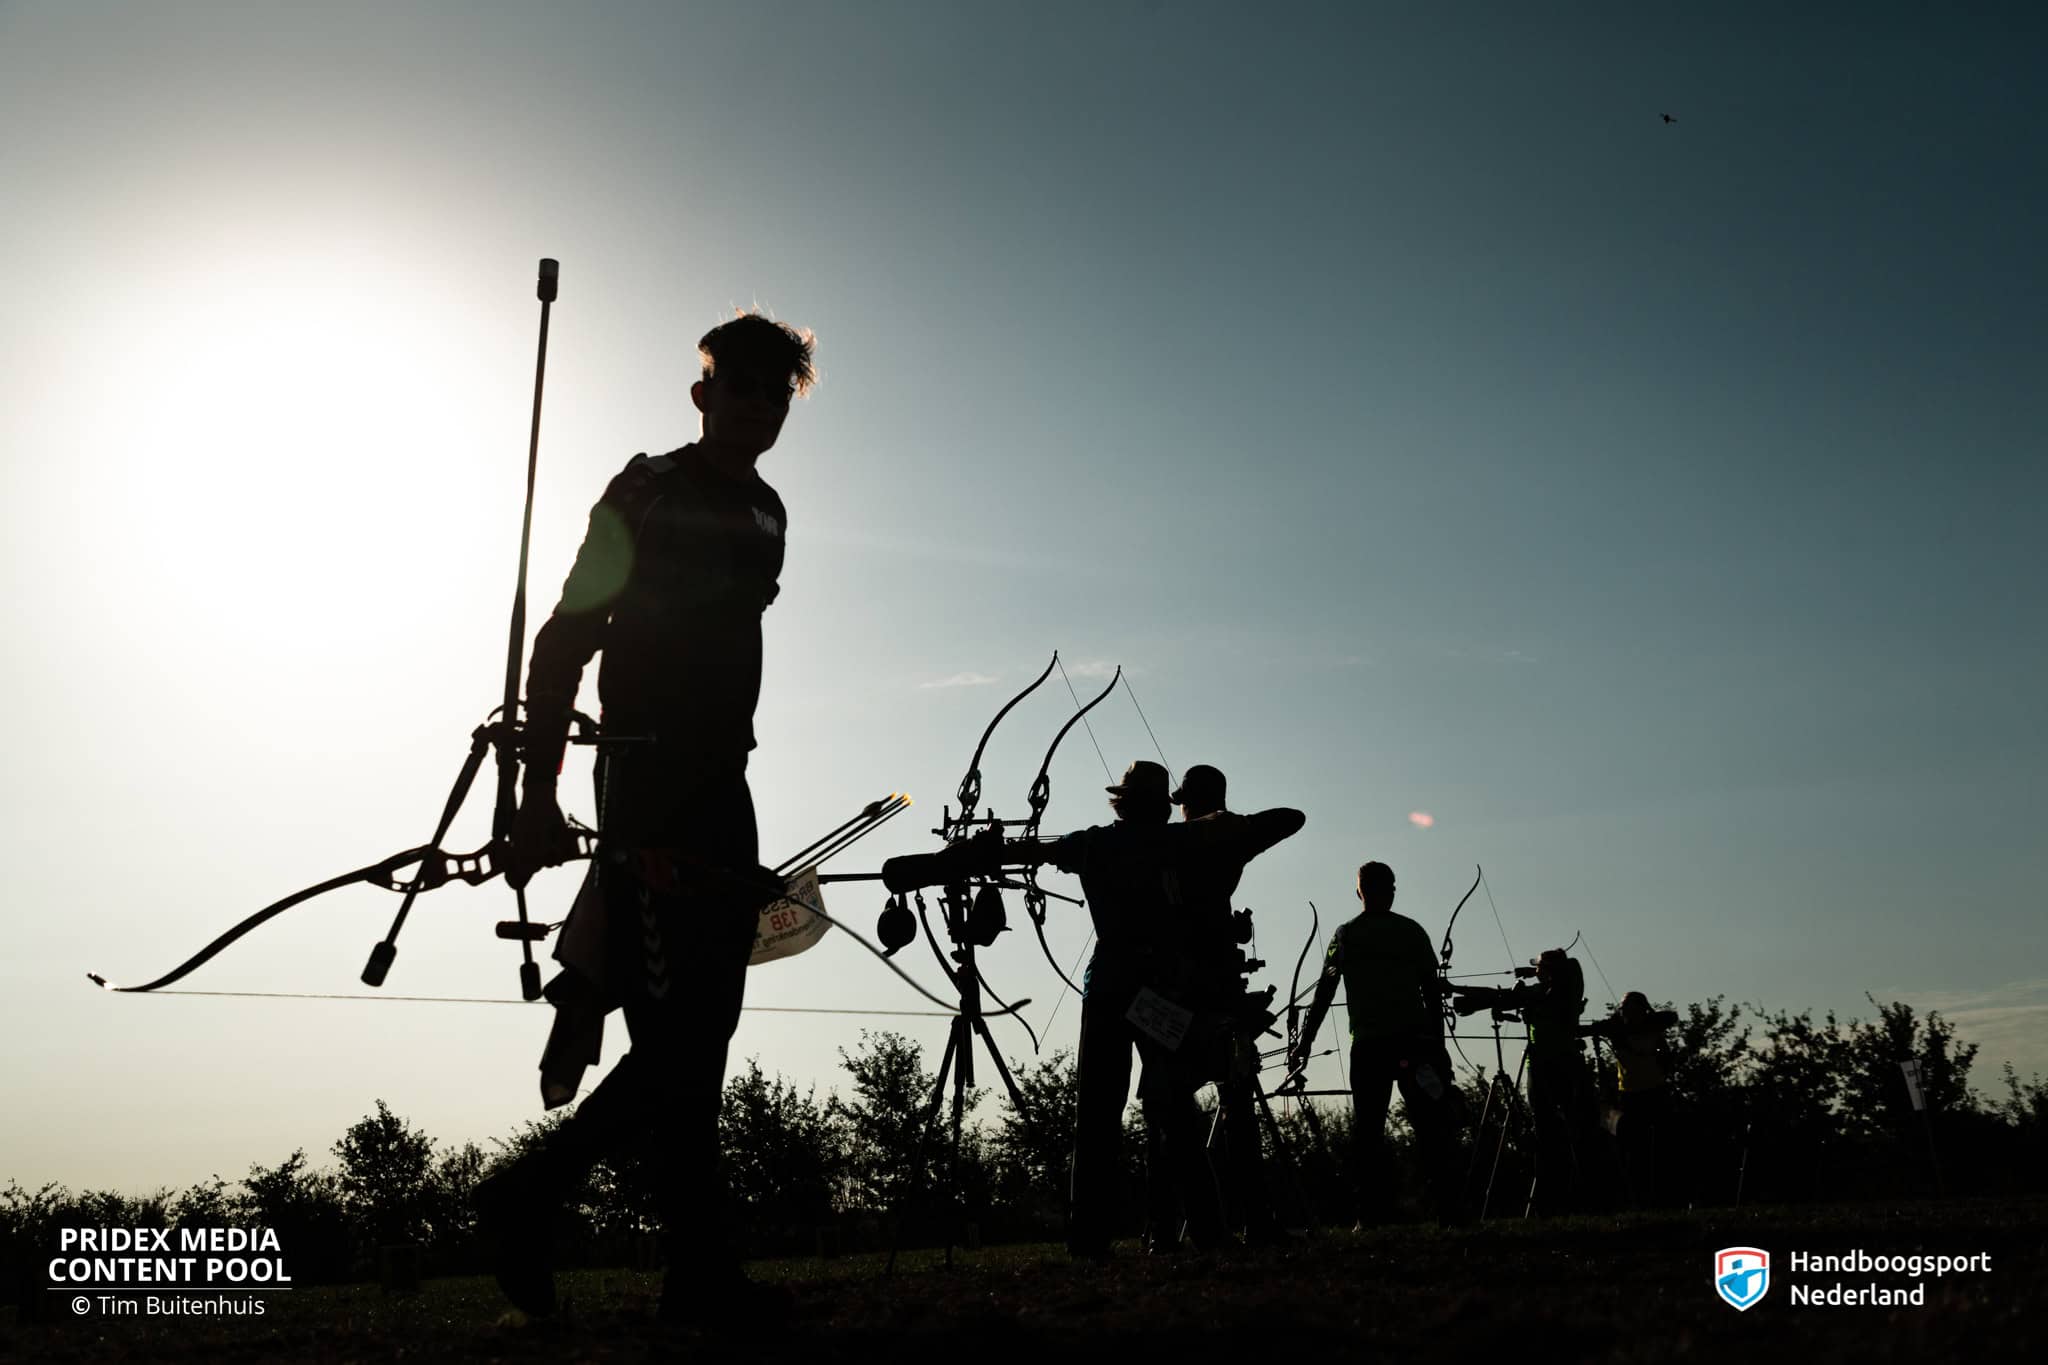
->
[1662,113,1677,123]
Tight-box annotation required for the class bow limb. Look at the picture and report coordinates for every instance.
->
[88,845,446,994]
[1288,900,1321,1010]
[89,833,601,995]
[1017,666,1122,996]
[955,653,1059,824]
[1024,884,1084,999]
[972,961,1042,1053]
[1277,900,1321,1093]
[1438,864,1485,1073]
[923,658,1059,1029]
[911,891,962,992]
[1439,865,1483,980]
[1024,666,1122,828]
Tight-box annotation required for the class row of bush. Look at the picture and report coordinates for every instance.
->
[5,996,2043,1291]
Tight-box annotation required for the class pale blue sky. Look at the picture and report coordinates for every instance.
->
[2,1,2041,1191]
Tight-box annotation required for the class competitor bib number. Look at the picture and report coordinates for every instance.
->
[1126,986,1195,1051]
[750,866,830,965]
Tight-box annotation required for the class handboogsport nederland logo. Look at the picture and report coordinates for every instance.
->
[1715,1247,1770,1310]
[1710,1244,1994,1309]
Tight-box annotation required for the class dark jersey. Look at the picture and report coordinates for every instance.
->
[1165,808,1305,950]
[1045,808,1304,967]
[1045,821,1175,954]
[1586,1007,1679,1092]
[1301,911,1441,1045]
[525,448,786,775]
[1166,810,1252,948]
[1502,966,1588,1063]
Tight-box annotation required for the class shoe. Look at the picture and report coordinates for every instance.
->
[475,1158,558,1317]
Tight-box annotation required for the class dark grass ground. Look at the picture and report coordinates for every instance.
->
[5,1199,2042,1364]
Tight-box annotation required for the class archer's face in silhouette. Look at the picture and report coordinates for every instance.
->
[692,367,795,460]
[1356,863,1397,914]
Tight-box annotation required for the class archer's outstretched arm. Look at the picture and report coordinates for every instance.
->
[1165,807,1307,867]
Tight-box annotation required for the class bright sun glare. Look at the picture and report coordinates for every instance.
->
[76,256,502,654]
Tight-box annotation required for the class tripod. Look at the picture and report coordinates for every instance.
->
[1206,1066,1337,1239]
[884,879,1030,1273]
[1463,1008,1542,1219]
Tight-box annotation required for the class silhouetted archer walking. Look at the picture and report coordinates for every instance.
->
[480,310,816,1327]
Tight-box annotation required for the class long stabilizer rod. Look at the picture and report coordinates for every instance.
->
[363,257,559,1001]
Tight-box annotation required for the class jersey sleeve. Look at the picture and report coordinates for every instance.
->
[521,456,665,787]
[1042,830,1091,876]
[1412,920,1443,1001]
[1176,807,1305,862]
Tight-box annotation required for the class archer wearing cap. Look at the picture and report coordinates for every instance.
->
[1107,759,1172,803]
[1168,761,1300,1245]
[1169,763,1226,810]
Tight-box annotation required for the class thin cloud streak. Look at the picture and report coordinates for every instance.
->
[1878,979,2048,1079]
[801,523,1091,577]
[917,671,999,689]
[1903,979,2048,1013]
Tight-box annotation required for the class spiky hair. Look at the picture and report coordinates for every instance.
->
[698,311,817,396]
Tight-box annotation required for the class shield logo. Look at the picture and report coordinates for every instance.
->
[1714,1247,1770,1310]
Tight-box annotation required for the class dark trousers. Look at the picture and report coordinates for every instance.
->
[1070,953,1221,1253]
[1525,1051,1594,1216]
[1348,1036,1461,1223]
[544,750,759,1275]
[1214,1076,1273,1240]
[1615,1087,1668,1207]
